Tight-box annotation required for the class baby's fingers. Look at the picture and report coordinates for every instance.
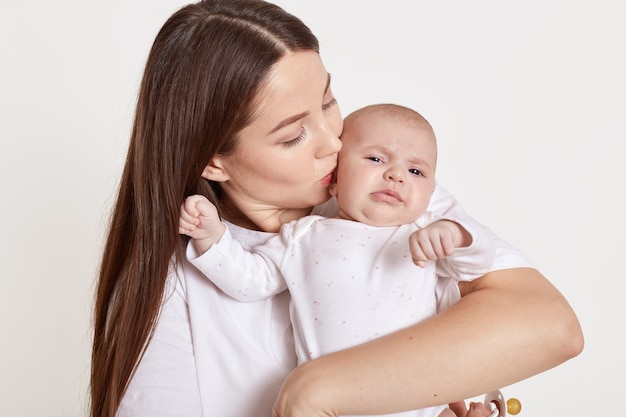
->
[409,238,430,267]
[413,259,427,268]
[180,205,201,225]
[179,218,197,233]
[182,195,206,216]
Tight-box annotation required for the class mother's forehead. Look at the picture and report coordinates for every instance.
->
[250,52,331,127]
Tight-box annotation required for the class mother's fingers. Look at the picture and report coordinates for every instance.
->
[467,402,493,417]
[448,400,468,416]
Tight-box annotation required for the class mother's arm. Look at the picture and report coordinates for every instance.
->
[273,267,583,417]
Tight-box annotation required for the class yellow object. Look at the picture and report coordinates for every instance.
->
[506,398,522,415]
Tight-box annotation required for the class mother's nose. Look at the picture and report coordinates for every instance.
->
[315,129,342,158]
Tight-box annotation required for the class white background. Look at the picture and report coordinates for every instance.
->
[1,1,624,416]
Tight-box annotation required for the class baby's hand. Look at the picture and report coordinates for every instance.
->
[408,220,471,267]
[179,194,226,253]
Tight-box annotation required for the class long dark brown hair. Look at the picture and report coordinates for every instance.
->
[91,1,319,415]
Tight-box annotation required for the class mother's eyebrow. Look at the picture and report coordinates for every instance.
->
[268,73,331,135]
[269,111,308,134]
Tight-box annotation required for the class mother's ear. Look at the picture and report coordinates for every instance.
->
[201,156,230,182]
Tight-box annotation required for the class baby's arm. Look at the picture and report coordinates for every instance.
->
[409,220,470,268]
[179,194,226,254]
[410,217,496,280]
[180,194,288,301]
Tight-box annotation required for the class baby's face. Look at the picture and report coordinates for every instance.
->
[330,112,437,226]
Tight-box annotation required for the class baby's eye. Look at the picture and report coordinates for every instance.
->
[367,156,382,163]
[409,168,423,177]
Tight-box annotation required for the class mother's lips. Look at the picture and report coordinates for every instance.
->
[320,171,335,186]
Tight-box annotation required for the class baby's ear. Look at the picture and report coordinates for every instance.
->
[201,156,229,182]
[328,182,339,197]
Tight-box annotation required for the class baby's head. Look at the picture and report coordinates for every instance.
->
[330,104,437,227]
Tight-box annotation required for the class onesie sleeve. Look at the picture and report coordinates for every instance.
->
[435,218,496,282]
[428,183,535,312]
[428,182,533,272]
[186,226,288,301]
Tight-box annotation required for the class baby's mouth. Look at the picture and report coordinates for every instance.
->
[371,189,402,203]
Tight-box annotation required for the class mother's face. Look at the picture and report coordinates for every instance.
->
[205,51,343,225]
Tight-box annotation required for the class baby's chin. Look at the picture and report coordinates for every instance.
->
[364,220,406,227]
[349,214,410,228]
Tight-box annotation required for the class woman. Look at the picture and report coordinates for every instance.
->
[91,1,583,417]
